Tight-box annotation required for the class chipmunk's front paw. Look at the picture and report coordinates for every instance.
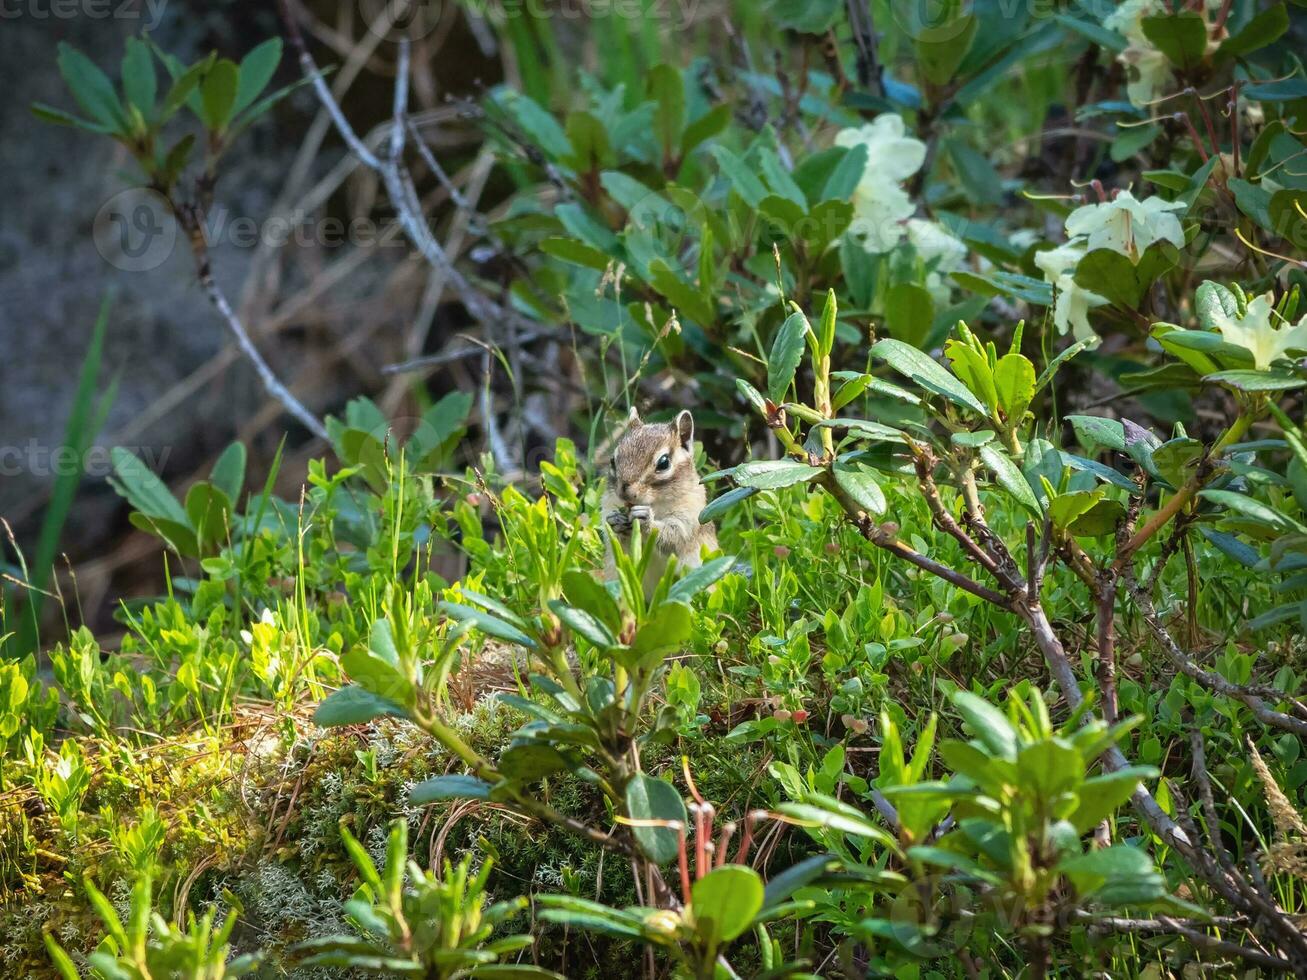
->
[628,505,653,528]
[605,509,633,534]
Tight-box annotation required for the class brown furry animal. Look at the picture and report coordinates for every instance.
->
[601,408,718,589]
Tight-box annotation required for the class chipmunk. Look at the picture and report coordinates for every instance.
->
[602,407,718,589]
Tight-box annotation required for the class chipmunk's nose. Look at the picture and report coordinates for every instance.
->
[620,483,635,504]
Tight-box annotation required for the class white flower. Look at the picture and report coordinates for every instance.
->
[835,114,927,184]
[1211,293,1307,370]
[1064,189,1185,261]
[835,114,927,254]
[1104,0,1165,43]
[847,180,915,252]
[1034,241,1108,343]
[906,219,967,305]
[1121,44,1175,107]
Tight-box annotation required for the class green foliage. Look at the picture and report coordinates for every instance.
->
[296,820,560,978]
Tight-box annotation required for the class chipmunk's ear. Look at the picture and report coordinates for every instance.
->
[626,406,642,427]
[675,410,694,450]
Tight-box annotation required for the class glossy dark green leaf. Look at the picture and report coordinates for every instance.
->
[1141,12,1207,68]
[625,774,686,864]
[832,460,887,515]
[690,865,764,948]
[410,774,493,803]
[699,486,760,523]
[768,311,809,401]
[870,339,987,415]
[314,685,406,726]
[731,460,824,490]
[440,602,537,648]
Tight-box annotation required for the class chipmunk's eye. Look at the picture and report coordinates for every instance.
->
[655,453,671,472]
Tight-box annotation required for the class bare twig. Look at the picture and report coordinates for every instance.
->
[277,1,535,335]
[181,216,327,440]
[1127,567,1307,737]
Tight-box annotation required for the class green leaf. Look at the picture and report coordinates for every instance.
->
[440,602,537,648]
[121,37,156,119]
[1016,739,1083,801]
[711,145,768,207]
[625,774,687,864]
[159,55,213,123]
[680,104,732,158]
[109,447,189,525]
[700,486,760,523]
[548,600,616,649]
[916,13,979,85]
[234,38,282,115]
[993,353,1036,423]
[731,460,824,490]
[886,282,935,349]
[314,685,406,726]
[1048,490,1101,530]
[184,481,232,550]
[497,90,572,159]
[690,865,765,949]
[1069,767,1156,833]
[410,774,493,803]
[944,338,998,418]
[29,102,115,133]
[832,460,887,515]
[1068,499,1125,537]
[209,442,246,505]
[1035,339,1094,392]
[979,444,1042,516]
[561,570,622,632]
[668,556,737,604]
[951,691,1018,759]
[43,935,81,980]
[1073,244,1179,309]
[1067,415,1126,452]
[1217,3,1288,60]
[341,644,410,707]
[1205,370,1307,392]
[199,58,239,130]
[870,339,988,415]
[768,311,809,401]
[822,143,868,202]
[499,743,570,781]
[946,138,1002,204]
[768,0,840,33]
[648,63,684,161]
[56,42,126,131]
[649,260,714,325]
[1141,12,1207,69]
[1201,490,1307,533]
[629,603,693,669]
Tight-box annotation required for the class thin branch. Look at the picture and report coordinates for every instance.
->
[277,0,538,336]
[1086,915,1287,971]
[1127,568,1307,738]
[182,218,327,440]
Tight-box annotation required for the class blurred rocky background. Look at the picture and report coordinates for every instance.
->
[1,0,510,636]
